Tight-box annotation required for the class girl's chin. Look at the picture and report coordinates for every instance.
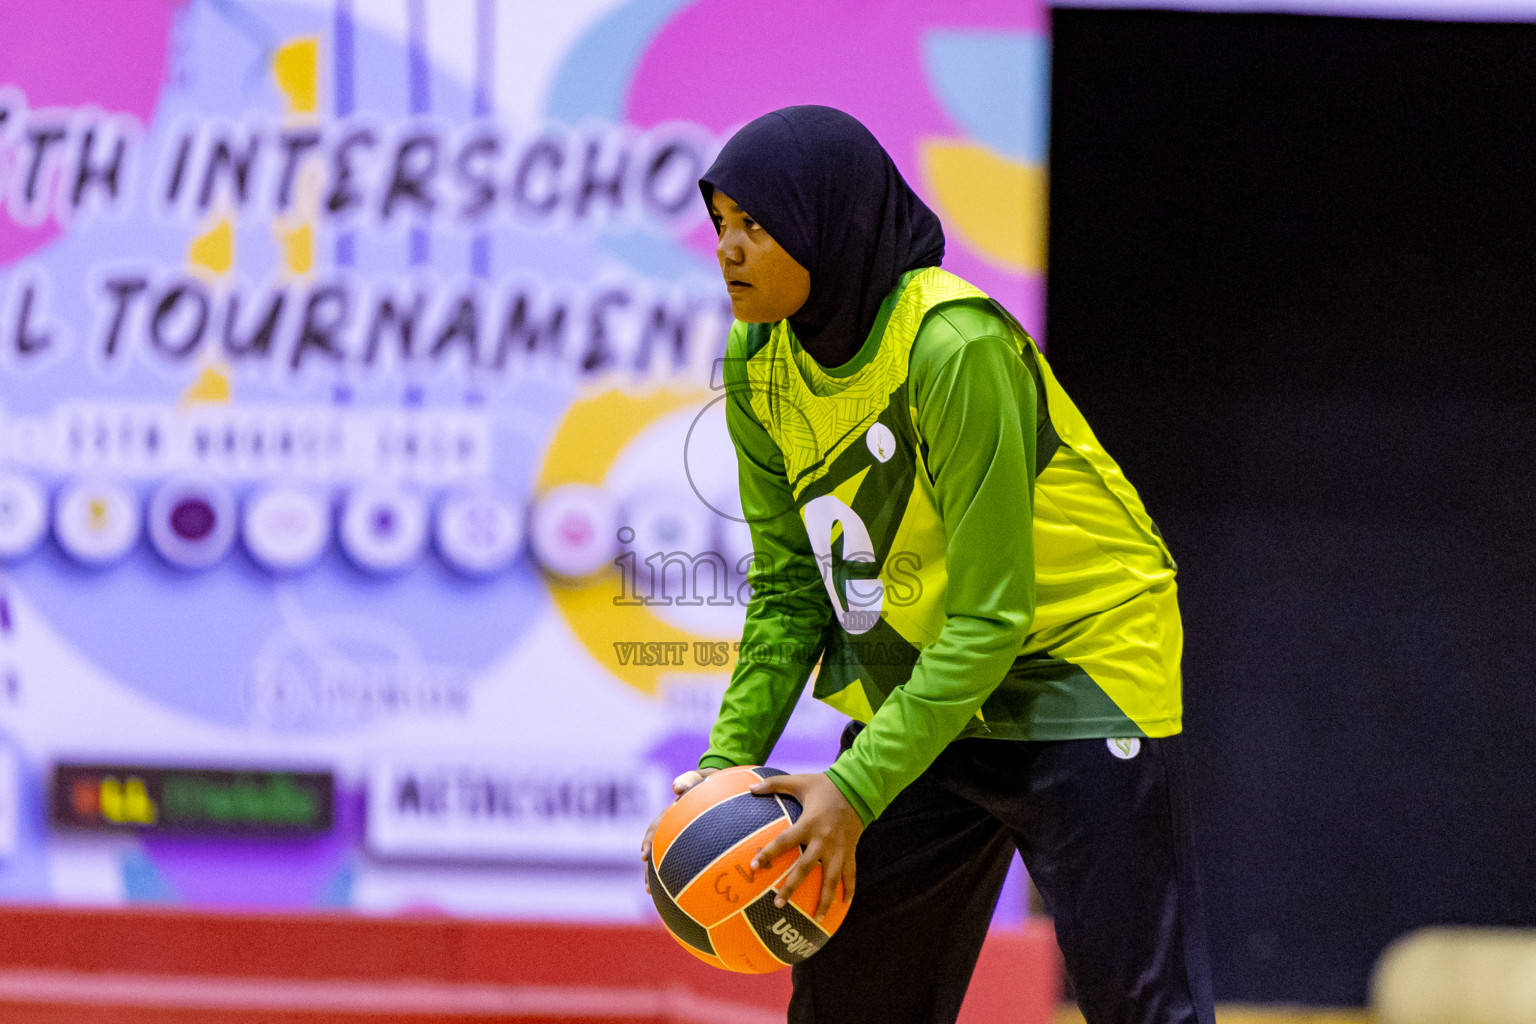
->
[728,300,788,325]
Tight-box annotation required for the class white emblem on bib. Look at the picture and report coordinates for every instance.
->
[1107,738,1142,760]
[865,422,896,463]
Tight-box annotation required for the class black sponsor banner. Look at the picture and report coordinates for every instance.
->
[51,764,333,836]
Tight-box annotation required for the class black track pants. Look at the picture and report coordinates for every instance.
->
[788,729,1216,1024]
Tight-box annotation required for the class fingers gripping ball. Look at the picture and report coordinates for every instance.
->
[647,766,851,973]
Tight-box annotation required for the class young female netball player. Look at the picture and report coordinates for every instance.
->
[642,104,1215,1024]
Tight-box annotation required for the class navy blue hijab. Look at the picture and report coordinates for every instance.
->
[699,106,945,368]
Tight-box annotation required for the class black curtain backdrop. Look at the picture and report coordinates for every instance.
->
[1047,10,1536,1005]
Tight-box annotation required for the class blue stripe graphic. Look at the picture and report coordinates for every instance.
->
[657,791,786,897]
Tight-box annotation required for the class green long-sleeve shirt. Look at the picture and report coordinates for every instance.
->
[701,268,1181,824]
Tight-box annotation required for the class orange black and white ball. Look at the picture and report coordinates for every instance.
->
[646,765,852,973]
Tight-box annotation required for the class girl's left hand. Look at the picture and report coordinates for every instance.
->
[747,772,864,922]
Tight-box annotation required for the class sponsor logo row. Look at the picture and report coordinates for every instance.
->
[34,759,667,863]
[0,471,752,579]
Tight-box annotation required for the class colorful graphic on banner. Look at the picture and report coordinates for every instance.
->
[52,764,334,836]
[0,0,1047,920]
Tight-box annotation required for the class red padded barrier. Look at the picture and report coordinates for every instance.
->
[0,905,1060,1023]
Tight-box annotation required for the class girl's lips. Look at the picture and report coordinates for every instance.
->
[726,281,751,290]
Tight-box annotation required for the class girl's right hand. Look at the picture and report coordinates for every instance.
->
[640,767,719,891]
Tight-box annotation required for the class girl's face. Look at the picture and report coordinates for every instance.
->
[709,189,811,323]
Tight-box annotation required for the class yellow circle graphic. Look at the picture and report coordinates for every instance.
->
[537,385,744,696]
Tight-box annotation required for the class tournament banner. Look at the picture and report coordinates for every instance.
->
[0,0,1047,918]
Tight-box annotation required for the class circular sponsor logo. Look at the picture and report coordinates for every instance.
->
[622,490,712,561]
[435,486,522,576]
[866,422,896,463]
[339,483,428,574]
[528,484,617,579]
[148,477,237,570]
[243,484,330,573]
[0,472,49,561]
[55,477,141,566]
[1107,737,1142,760]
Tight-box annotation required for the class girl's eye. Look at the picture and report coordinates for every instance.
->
[743,219,758,230]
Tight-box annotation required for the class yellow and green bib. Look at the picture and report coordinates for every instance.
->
[733,267,1183,742]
